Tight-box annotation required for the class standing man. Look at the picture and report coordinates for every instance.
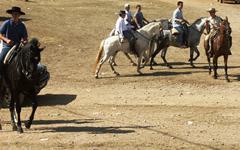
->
[115,10,138,56]
[172,1,189,48]
[134,5,149,29]
[0,7,28,74]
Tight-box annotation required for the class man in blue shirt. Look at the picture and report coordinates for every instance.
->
[0,7,28,80]
[172,1,189,48]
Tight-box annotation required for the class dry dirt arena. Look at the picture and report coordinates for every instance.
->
[0,0,240,149]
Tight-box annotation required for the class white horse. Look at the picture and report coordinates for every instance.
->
[93,22,162,78]
[108,18,170,66]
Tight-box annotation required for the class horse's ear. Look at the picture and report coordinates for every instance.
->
[226,16,228,21]
[38,46,46,52]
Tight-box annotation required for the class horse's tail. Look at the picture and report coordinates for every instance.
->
[93,40,105,74]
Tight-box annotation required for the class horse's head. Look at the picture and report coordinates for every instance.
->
[22,38,45,80]
[220,17,232,35]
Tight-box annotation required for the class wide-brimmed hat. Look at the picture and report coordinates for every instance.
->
[207,8,218,12]
[115,10,126,15]
[6,7,25,15]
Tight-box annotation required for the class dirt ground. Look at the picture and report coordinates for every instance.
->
[0,0,240,149]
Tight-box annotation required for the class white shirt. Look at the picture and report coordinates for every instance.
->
[125,10,132,25]
[115,16,128,38]
[208,16,221,30]
[172,8,184,28]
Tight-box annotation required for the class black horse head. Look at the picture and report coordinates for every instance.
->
[21,38,45,80]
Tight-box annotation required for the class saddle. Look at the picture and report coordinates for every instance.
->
[4,43,22,65]
[170,23,189,47]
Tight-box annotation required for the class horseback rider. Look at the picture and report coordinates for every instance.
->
[172,1,189,49]
[205,8,232,57]
[124,4,134,29]
[115,10,138,57]
[0,7,28,85]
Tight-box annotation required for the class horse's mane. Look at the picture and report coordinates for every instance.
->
[191,17,207,25]
[139,22,159,31]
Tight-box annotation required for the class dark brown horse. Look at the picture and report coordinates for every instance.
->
[204,17,232,82]
[5,38,45,133]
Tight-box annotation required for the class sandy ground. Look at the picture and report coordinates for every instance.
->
[0,0,240,149]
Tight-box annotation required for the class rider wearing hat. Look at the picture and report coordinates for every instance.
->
[205,8,232,56]
[115,10,137,56]
[0,7,28,82]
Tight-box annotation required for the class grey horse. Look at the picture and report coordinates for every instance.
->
[150,17,208,69]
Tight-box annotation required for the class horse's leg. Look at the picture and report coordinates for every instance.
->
[137,53,144,75]
[149,43,164,70]
[9,92,17,131]
[14,92,23,133]
[124,53,136,66]
[109,55,120,76]
[140,52,149,69]
[224,55,230,82]
[213,56,218,79]
[109,52,118,66]
[207,54,212,75]
[161,47,172,68]
[189,46,200,68]
[0,118,2,130]
[95,55,110,78]
[150,47,160,70]
[25,92,37,129]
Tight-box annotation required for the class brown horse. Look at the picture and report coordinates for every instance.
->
[204,17,232,82]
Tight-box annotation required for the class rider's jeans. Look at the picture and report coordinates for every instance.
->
[174,26,184,45]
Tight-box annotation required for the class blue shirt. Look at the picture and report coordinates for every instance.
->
[172,8,184,28]
[0,19,28,48]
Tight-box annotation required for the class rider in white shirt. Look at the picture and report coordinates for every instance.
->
[115,10,137,56]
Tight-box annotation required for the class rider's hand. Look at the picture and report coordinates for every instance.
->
[138,25,141,29]
[205,20,209,23]
[6,39,14,46]
[22,40,28,45]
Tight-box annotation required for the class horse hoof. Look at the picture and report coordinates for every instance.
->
[95,75,99,79]
[115,73,120,76]
[153,62,158,65]
[25,122,31,129]
[12,124,17,131]
[131,63,137,66]
[168,65,173,69]
[150,67,153,70]
[112,63,117,66]
[17,126,23,134]
[191,64,196,68]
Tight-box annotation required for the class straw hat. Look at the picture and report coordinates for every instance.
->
[207,8,218,12]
